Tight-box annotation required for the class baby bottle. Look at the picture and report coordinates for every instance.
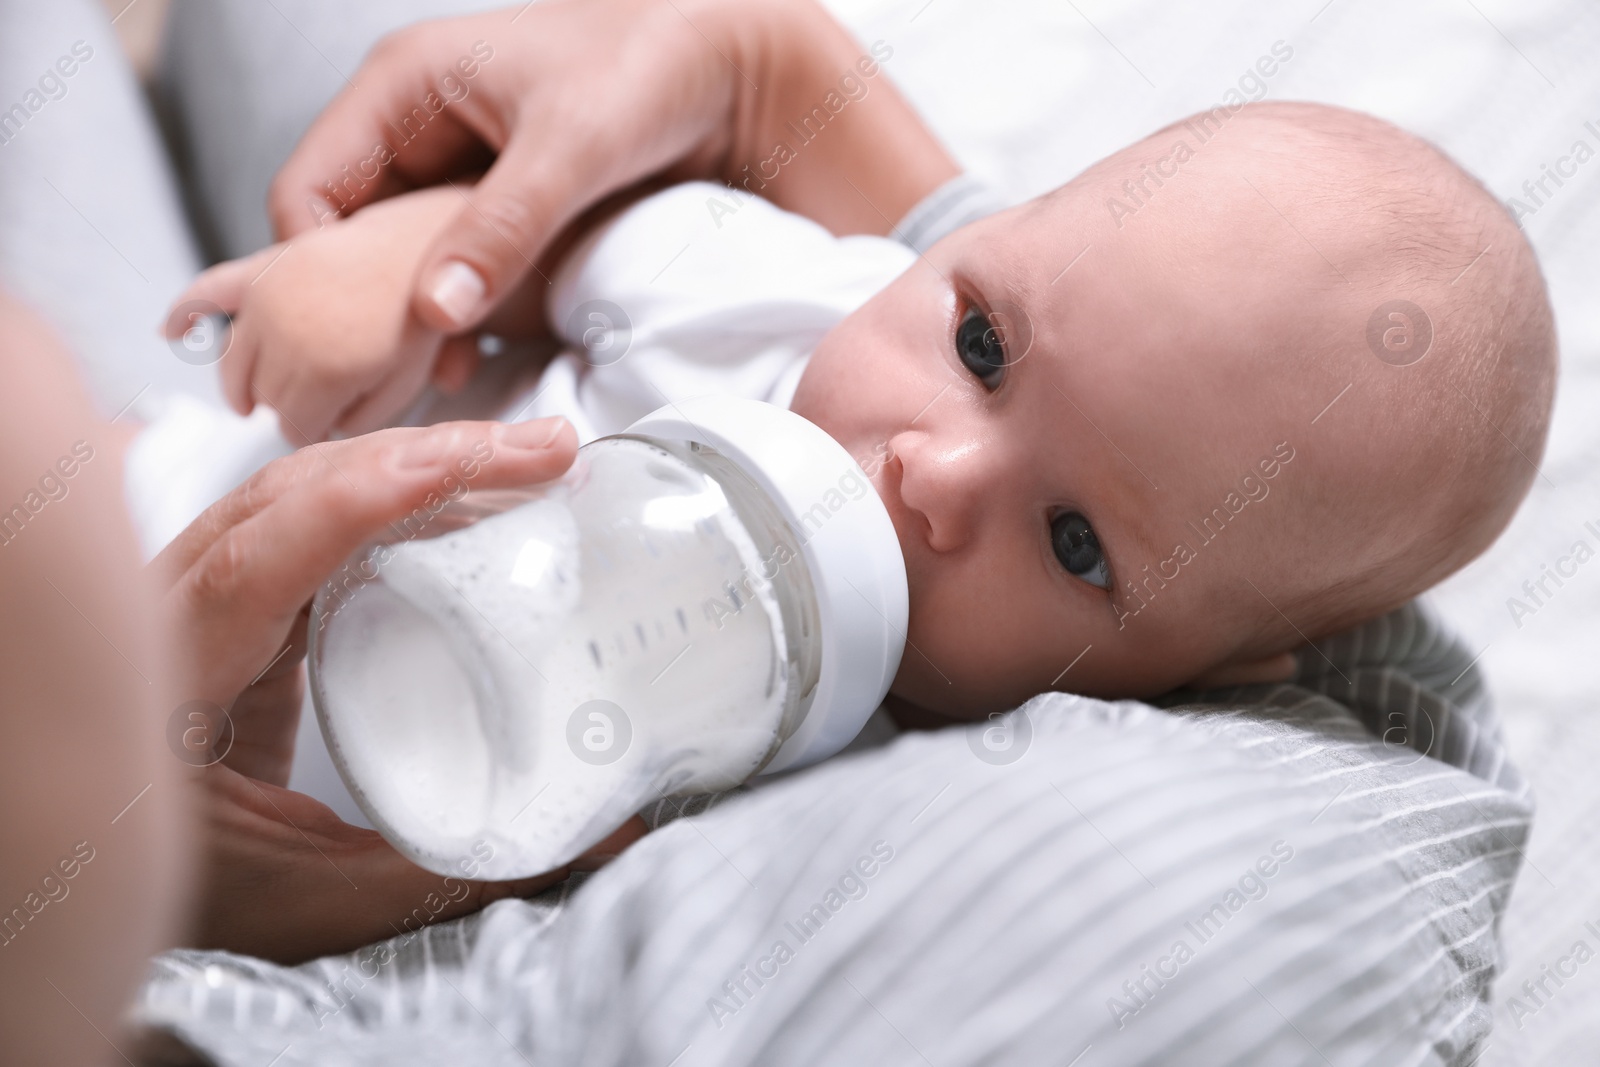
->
[307,397,907,880]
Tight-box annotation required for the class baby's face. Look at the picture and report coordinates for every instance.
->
[791,175,1339,716]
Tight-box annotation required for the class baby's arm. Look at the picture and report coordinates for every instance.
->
[169,187,519,444]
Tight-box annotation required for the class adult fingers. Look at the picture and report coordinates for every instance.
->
[430,334,483,394]
[149,419,462,588]
[268,36,437,236]
[191,768,535,962]
[184,417,575,619]
[219,657,306,788]
[359,816,651,935]
[468,816,650,904]
[268,23,500,239]
[411,132,576,333]
[196,771,647,964]
[158,417,576,696]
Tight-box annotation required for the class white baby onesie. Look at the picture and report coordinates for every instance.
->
[490,180,917,442]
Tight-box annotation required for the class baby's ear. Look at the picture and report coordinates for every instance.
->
[1183,650,1298,691]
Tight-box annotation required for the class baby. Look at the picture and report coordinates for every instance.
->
[169,101,1556,722]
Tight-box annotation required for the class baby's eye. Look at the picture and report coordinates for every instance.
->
[955,306,1006,388]
[1051,511,1110,589]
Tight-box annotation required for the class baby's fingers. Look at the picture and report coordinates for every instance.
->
[335,358,437,439]
[165,246,284,326]
[260,359,356,447]
[168,247,286,417]
[217,313,261,418]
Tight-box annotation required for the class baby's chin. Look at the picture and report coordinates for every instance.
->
[887,653,1041,721]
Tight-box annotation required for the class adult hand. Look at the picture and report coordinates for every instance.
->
[154,417,645,963]
[268,0,957,335]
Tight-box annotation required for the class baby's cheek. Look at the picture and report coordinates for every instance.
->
[894,580,1028,713]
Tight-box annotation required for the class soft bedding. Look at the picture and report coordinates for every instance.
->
[138,604,1527,1065]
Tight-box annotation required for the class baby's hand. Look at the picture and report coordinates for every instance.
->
[166,187,483,444]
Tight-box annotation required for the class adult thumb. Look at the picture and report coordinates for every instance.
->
[412,137,572,333]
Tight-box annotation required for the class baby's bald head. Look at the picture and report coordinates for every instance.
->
[797,100,1556,714]
[1135,102,1555,647]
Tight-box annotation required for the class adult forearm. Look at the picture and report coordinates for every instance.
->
[0,295,192,1066]
[714,0,960,235]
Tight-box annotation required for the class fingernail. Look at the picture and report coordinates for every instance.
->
[496,417,567,450]
[428,260,486,327]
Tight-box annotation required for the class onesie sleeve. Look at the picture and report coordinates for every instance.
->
[890,173,1008,253]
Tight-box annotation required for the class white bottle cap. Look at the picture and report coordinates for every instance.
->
[625,397,908,772]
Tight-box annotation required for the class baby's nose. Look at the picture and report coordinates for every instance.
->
[889,429,996,554]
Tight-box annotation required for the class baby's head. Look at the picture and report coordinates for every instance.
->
[790,101,1556,717]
